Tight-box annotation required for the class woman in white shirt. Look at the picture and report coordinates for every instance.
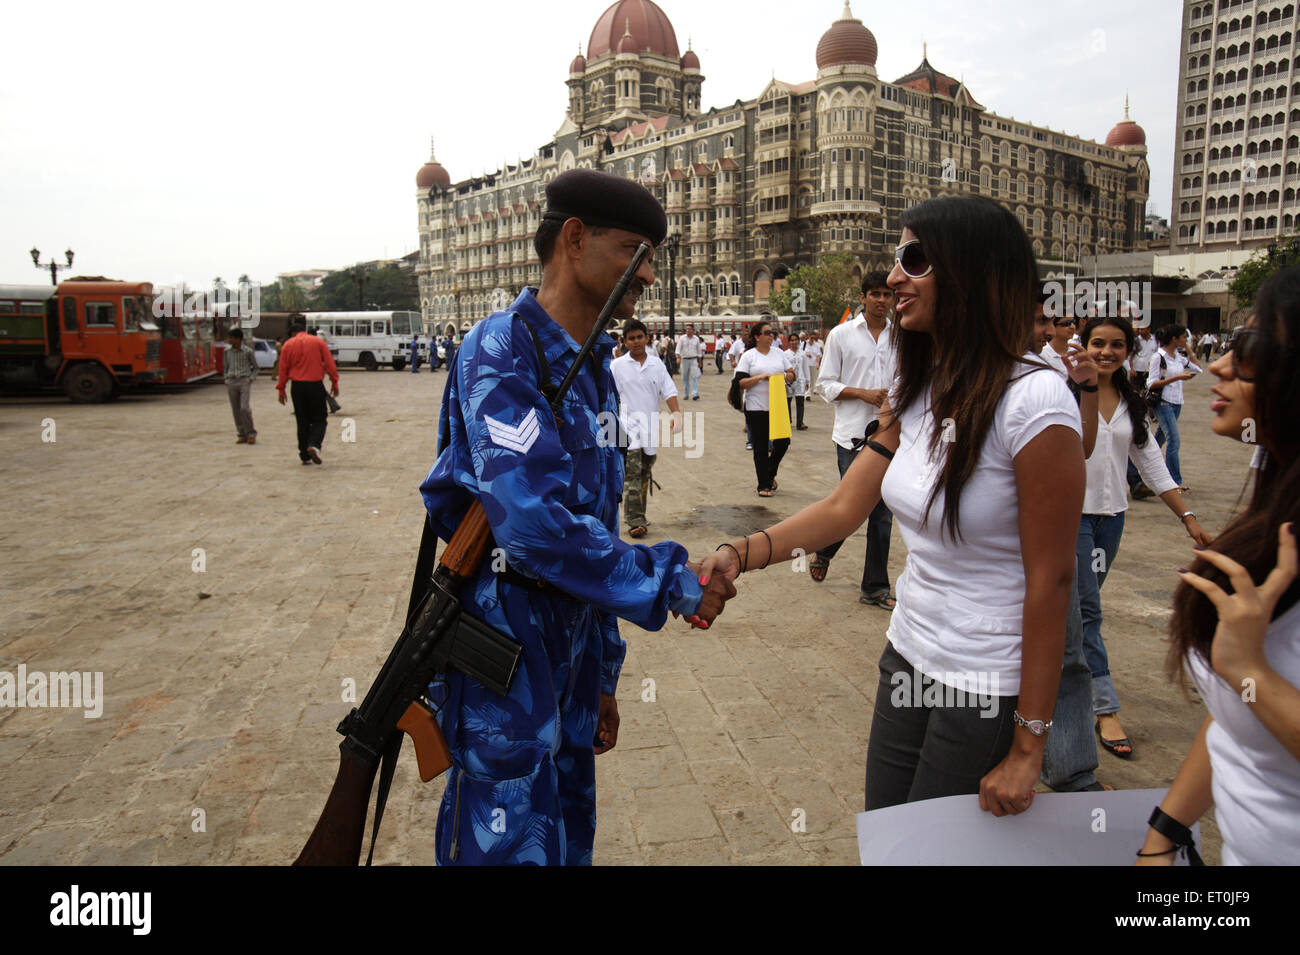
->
[1071,316,1211,760]
[701,196,1083,816]
[735,320,795,496]
[1146,324,1203,492]
[1137,268,1300,865]
[787,336,811,430]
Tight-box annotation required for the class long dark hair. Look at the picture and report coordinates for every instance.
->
[1169,267,1300,680]
[745,320,771,351]
[1078,316,1150,447]
[891,196,1043,541]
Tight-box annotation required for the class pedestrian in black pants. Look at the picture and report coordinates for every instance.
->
[276,315,339,465]
[735,320,795,497]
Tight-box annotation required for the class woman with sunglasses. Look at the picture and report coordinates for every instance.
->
[699,196,1082,816]
[1146,324,1203,493]
[1136,269,1300,866]
[1072,315,1211,761]
[734,320,796,496]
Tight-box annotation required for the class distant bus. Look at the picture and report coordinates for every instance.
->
[153,308,228,384]
[0,280,165,401]
[303,311,423,370]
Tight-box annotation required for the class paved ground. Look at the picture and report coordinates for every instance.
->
[0,360,1252,865]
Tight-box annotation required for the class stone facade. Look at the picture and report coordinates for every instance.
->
[415,1,1150,331]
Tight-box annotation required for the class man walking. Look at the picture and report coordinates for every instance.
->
[809,272,896,606]
[611,318,681,539]
[276,315,339,465]
[223,328,259,444]
[676,323,703,400]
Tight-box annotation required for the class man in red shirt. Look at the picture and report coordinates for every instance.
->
[276,315,340,465]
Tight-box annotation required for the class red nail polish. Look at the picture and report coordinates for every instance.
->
[699,576,709,585]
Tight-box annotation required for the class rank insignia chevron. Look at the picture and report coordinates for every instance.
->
[484,409,541,454]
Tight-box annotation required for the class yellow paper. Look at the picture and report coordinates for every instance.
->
[768,374,791,440]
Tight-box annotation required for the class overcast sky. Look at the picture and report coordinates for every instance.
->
[2,0,1179,290]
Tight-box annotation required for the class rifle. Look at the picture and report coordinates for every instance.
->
[294,241,654,866]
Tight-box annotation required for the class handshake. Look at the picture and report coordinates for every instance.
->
[678,550,744,630]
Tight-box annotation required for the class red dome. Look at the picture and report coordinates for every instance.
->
[1106,119,1146,147]
[681,49,700,71]
[816,2,878,69]
[588,0,679,60]
[617,31,638,54]
[417,160,451,191]
[570,51,587,74]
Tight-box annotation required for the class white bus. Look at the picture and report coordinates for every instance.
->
[303,311,424,370]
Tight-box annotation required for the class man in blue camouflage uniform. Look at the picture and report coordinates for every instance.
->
[419,170,734,865]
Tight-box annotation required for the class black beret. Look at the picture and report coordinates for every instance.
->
[543,169,667,246]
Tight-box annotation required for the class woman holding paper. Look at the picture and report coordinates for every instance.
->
[735,320,795,497]
[699,195,1083,816]
[1137,270,1300,866]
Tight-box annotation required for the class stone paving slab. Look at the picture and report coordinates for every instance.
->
[0,363,1249,864]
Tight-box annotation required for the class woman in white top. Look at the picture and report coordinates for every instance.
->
[701,196,1083,816]
[1137,268,1300,865]
[735,320,795,496]
[787,335,811,430]
[1070,316,1211,760]
[1146,324,1203,492]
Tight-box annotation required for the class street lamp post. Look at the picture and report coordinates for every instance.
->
[31,247,74,286]
[663,233,681,340]
[351,267,370,310]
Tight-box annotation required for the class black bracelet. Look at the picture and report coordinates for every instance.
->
[1148,807,1204,866]
[1078,383,1099,393]
[759,529,773,570]
[865,440,895,461]
[716,542,743,575]
[1135,847,1178,858]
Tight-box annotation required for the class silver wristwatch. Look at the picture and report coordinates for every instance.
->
[1012,709,1052,737]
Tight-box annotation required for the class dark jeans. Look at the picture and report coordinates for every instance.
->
[817,443,893,595]
[865,643,1018,810]
[290,379,328,461]
[1039,558,1099,791]
[744,409,788,491]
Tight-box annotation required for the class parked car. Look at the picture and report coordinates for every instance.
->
[251,338,278,372]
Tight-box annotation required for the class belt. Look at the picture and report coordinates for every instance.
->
[498,563,572,600]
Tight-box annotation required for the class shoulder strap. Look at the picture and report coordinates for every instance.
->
[515,314,557,406]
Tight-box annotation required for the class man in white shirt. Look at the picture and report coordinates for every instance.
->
[611,319,681,538]
[727,333,745,369]
[676,324,703,400]
[810,272,896,607]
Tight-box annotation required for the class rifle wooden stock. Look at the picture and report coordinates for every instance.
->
[294,744,381,866]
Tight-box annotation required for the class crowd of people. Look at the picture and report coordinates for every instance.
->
[267,167,1294,866]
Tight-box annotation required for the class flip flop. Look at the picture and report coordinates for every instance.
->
[628,525,647,538]
[809,556,829,582]
[757,489,774,498]
[860,591,897,610]
[1096,718,1133,758]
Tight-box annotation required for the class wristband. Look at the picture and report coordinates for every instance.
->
[1180,511,1196,523]
[1147,807,1204,866]
[1078,383,1098,393]
[866,440,895,461]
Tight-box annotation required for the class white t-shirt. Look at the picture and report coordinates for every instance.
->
[1132,334,1158,373]
[735,347,793,411]
[1150,350,1202,405]
[676,334,702,359]
[727,338,745,363]
[1185,600,1300,865]
[817,317,896,451]
[1039,343,1069,378]
[882,360,1082,695]
[787,347,811,397]
[611,351,677,454]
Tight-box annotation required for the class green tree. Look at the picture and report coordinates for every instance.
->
[311,265,418,311]
[1228,240,1300,307]
[767,253,859,328]
[257,281,283,312]
[280,279,309,312]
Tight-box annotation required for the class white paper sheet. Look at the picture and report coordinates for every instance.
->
[857,789,1200,865]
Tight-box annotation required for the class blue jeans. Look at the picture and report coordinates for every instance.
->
[1040,558,1099,790]
[817,443,893,595]
[1076,512,1127,716]
[1154,402,1183,486]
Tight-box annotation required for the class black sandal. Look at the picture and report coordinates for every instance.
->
[1096,718,1133,758]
